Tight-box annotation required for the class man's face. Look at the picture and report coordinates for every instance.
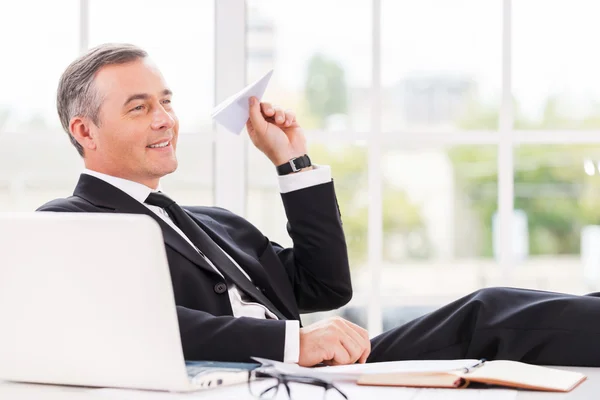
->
[87,58,179,187]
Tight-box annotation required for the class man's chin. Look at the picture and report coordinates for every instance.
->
[162,162,178,176]
[152,161,178,179]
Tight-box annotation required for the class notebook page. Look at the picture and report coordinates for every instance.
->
[316,359,480,375]
[253,357,479,381]
[463,360,586,391]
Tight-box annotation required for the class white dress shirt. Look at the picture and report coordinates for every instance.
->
[83,166,331,363]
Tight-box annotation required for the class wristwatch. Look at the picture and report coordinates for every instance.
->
[276,154,312,176]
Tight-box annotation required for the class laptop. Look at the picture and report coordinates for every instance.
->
[0,212,253,391]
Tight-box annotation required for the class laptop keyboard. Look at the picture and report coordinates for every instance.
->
[185,361,258,378]
[185,361,259,389]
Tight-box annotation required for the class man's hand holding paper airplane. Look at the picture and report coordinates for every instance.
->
[211,70,311,171]
[246,97,311,168]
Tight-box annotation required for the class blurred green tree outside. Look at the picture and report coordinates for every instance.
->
[304,53,349,129]
[453,98,600,256]
[304,52,600,263]
[308,143,427,266]
[304,54,428,267]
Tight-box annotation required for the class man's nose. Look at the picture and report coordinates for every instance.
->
[150,105,175,131]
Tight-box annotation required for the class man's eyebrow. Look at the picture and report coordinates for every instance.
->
[123,89,172,107]
[123,93,149,107]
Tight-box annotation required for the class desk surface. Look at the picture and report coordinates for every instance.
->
[1,366,597,400]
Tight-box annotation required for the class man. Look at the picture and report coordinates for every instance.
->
[39,44,600,368]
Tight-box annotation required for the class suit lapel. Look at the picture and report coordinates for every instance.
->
[185,210,298,320]
[72,174,218,276]
[73,174,294,320]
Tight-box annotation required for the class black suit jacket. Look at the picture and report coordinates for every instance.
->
[36,174,351,362]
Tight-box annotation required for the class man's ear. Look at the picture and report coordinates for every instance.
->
[69,117,97,151]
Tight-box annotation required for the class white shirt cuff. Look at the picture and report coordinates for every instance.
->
[283,320,300,363]
[278,165,332,194]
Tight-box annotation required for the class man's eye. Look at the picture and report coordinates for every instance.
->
[131,105,145,112]
[162,99,171,105]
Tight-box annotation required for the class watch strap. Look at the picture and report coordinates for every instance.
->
[276,154,312,175]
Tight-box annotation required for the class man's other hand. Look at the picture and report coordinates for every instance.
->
[247,96,311,168]
[298,317,371,367]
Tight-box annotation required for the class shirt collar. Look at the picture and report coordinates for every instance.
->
[82,168,162,204]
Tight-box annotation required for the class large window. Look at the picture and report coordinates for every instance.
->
[358,145,498,328]
[0,1,80,211]
[244,0,372,224]
[512,144,600,293]
[246,0,372,132]
[245,1,372,325]
[381,0,502,132]
[244,0,600,332]
[514,0,600,130]
[4,0,600,334]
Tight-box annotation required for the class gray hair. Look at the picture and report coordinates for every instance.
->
[56,43,148,157]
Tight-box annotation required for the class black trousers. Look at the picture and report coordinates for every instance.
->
[368,287,600,366]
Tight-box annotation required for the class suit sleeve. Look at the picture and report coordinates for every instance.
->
[177,306,286,362]
[275,180,352,313]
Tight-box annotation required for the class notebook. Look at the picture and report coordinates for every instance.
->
[356,359,586,392]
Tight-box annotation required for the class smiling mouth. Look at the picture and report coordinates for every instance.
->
[147,140,171,149]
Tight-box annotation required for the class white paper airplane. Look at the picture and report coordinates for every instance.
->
[211,69,274,135]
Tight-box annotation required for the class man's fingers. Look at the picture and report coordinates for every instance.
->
[260,101,275,117]
[359,348,370,364]
[248,97,267,134]
[273,106,285,125]
[327,340,353,366]
[335,328,364,364]
[284,109,296,127]
[342,319,371,351]
[332,318,370,363]
[248,99,296,136]
[339,321,370,363]
[245,120,254,136]
[299,318,371,367]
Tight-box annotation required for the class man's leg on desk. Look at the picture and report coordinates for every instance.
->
[367,287,600,366]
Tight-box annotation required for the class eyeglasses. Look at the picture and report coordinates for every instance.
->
[248,369,348,400]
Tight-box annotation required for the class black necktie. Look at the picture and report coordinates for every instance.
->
[145,192,285,319]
